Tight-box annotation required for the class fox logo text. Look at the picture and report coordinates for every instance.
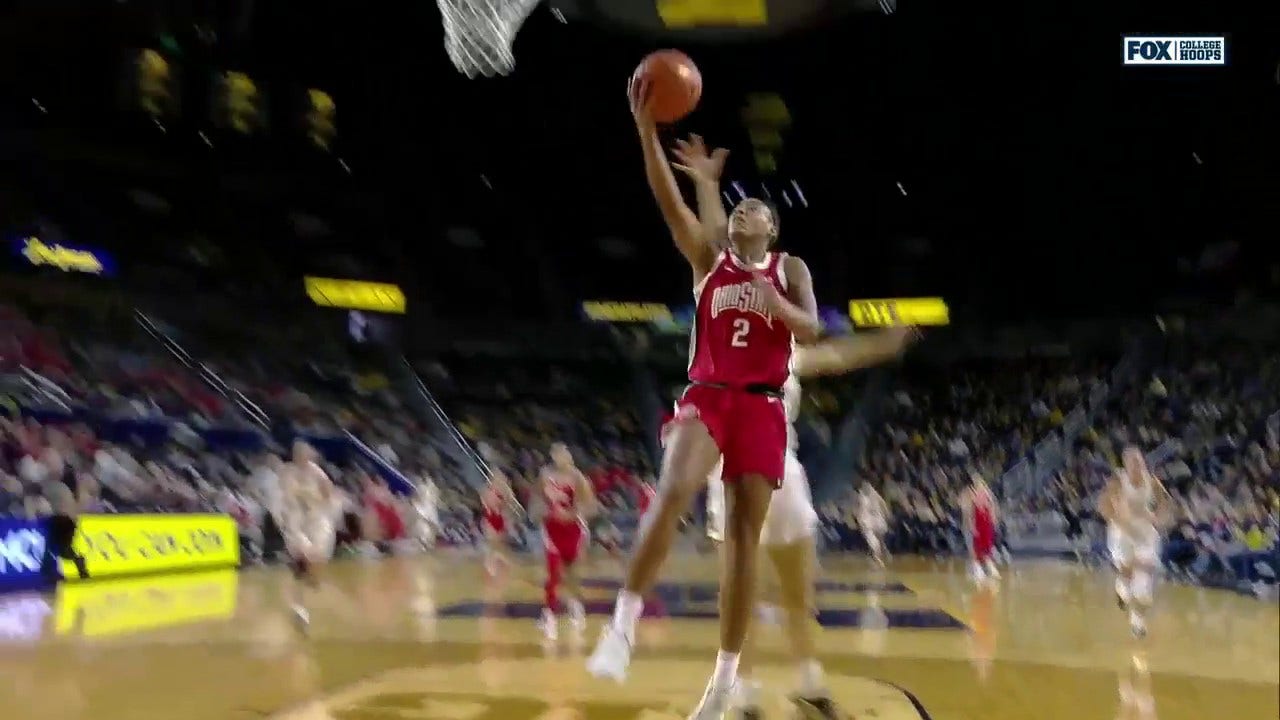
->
[1124,37,1225,66]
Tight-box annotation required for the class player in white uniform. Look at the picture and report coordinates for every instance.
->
[278,441,338,629]
[1099,447,1173,638]
[704,329,916,720]
[856,482,890,567]
[411,475,441,549]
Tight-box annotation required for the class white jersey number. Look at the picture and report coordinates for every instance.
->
[731,318,750,347]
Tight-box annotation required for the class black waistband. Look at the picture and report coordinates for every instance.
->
[689,381,784,398]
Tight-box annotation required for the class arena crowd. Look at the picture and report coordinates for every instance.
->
[2,293,1277,597]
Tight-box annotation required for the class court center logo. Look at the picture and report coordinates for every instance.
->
[268,658,932,720]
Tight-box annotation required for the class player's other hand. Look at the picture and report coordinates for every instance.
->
[671,134,729,183]
[885,325,921,354]
[749,272,783,312]
[628,75,656,130]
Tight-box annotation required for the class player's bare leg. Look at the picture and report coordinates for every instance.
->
[864,527,887,567]
[1126,558,1155,639]
[287,548,320,631]
[1115,561,1134,612]
[588,420,721,681]
[484,531,507,576]
[736,539,838,720]
[685,473,772,720]
[563,558,587,634]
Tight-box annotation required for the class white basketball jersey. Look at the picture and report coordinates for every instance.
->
[1113,469,1156,533]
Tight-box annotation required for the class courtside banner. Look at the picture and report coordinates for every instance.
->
[60,514,240,581]
[54,570,239,637]
[0,518,49,592]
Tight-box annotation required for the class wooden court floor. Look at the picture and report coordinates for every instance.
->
[1,551,1276,720]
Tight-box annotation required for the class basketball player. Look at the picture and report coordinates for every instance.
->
[480,470,517,576]
[411,474,440,549]
[589,80,823,720]
[540,442,596,642]
[278,441,338,628]
[857,481,891,567]
[1100,447,1173,638]
[704,331,916,720]
[961,472,1000,583]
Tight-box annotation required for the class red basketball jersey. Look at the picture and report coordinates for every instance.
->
[543,471,579,524]
[688,250,794,388]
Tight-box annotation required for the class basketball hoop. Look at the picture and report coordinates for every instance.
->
[437,0,540,78]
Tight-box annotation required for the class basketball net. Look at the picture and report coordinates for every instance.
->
[437,0,540,77]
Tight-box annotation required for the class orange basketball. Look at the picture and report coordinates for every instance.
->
[633,50,702,123]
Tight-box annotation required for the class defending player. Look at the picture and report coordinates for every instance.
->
[705,330,916,720]
[1099,447,1173,638]
[539,442,597,642]
[589,78,823,720]
[278,441,339,629]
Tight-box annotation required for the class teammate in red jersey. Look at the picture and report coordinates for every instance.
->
[589,77,821,720]
[539,442,597,642]
[962,473,1001,583]
[480,470,518,576]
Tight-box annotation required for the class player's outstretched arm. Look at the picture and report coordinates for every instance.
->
[793,326,917,379]
[629,77,716,280]
[671,134,730,252]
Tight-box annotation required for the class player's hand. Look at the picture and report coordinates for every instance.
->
[885,325,921,354]
[628,75,656,131]
[749,272,783,312]
[671,134,729,183]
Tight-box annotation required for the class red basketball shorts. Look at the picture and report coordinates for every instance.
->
[972,518,996,560]
[673,383,787,487]
[542,519,587,565]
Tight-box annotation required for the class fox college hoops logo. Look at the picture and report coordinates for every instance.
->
[268,657,933,720]
[1124,36,1226,66]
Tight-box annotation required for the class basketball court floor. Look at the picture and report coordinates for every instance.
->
[2,551,1276,720]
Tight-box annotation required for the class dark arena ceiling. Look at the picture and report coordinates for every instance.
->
[0,0,1275,323]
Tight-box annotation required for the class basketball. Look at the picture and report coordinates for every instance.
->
[633,50,702,123]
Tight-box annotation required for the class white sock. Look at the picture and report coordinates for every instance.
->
[612,591,643,634]
[797,659,826,696]
[711,650,740,689]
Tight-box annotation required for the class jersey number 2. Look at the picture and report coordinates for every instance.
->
[731,318,750,347]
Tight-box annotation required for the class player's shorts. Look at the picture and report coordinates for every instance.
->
[1107,525,1160,569]
[969,515,996,559]
[483,511,506,535]
[542,518,588,565]
[760,453,819,547]
[674,383,787,486]
[287,514,336,563]
[706,452,816,547]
